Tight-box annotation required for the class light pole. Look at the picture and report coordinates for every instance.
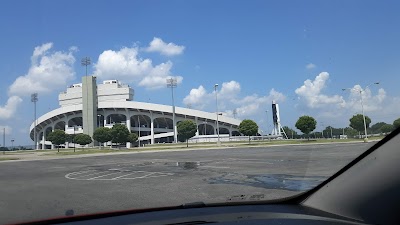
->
[31,93,38,149]
[166,78,177,143]
[138,115,141,147]
[11,139,14,150]
[343,82,379,142]
[2,127,5,154]
[265,110,269,135]
[214,84,220,145]
[81,57,91,76]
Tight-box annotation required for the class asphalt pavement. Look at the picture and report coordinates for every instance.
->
[0,142,374,224]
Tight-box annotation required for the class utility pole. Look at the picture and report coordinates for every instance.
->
[265,110,269,134]
[31,93,38,149]
[342,82,379,142]
[233,109,237,119]
[138,115,141,147]
[3,127,5,154]
[81,57,91,76]
[214,84,220,146]
[166,78,177,143]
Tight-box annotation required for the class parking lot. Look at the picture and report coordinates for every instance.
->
[0,142,373,224]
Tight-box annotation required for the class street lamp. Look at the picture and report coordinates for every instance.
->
[214,84,220,146]
[31,93,38,149]
[81,57,91,76]
[2,127,5,154]
[265,110,269,134]
[138,115,141,148]
[11,139,14,150]
[166,78,177,143]
[342,82,379,142]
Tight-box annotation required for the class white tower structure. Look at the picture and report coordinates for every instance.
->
[271,100,287,138]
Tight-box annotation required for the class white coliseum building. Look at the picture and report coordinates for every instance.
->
[30,76,242,149]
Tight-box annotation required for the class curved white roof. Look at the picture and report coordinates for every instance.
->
[30,101,241,134]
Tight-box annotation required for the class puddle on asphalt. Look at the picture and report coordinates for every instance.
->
[176,162,200,170]
[208,174,327,191]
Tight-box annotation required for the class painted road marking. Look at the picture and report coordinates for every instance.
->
[199,166,230,169]
[65,169,174,181]
[87,172,123,180]
[66,170,96,176]
[109,171,142,180]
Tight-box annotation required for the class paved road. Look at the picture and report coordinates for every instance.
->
[0,142,374,224]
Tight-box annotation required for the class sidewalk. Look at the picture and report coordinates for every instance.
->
[0,139,379,163]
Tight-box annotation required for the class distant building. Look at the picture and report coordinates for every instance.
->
[30,76,241,149]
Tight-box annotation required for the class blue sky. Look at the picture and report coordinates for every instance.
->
[1,0,400,146]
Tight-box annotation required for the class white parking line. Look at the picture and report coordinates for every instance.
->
[199,166,230,169]
[66,170,96,176]
[119,172,173,180]
[69,171,111,179]
[65,169,174,181]
[87,172,122,180]
[110,171,142,180]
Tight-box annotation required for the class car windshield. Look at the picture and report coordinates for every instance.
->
[0,0,399,224]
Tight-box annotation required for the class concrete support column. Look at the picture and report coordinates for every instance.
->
[51,127,55,150]
[150,115,154,145]
[65,123,69,148]
[42,133,45,150]
[103,114,107,127]
[126,115,131,148]
[195,117,199,136]
[36,132,40,150]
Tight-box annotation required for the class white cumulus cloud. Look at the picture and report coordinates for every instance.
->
[219,81,241,99]
[94,46,182,89]
[8,43,76,96]
[183,81,286,118]
[306,63,316,69]
[295,72,344,108]
[294,72,397,127]
[145,37,185,56]
[0,96,22,120]
[183,85,208,109]
[344,85,386,112]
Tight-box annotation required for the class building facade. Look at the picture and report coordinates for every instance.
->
[30,76,241,149]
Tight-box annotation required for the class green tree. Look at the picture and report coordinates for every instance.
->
[349,114,371,134]
[321,126,345,138]
[295,116,317,140]
[127,133,138,145]
[110,124,130,146]
[343,127,358,138]
[380,124,394,133]
[393,118,400,129]
[66,134,76,143]
[177,120,197,147]
[370,122,388,134]
[74,134,92,147]
[47,129,67,152]
[282,126,298,139]
[93,127,112,146]
[238,119,259,143]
